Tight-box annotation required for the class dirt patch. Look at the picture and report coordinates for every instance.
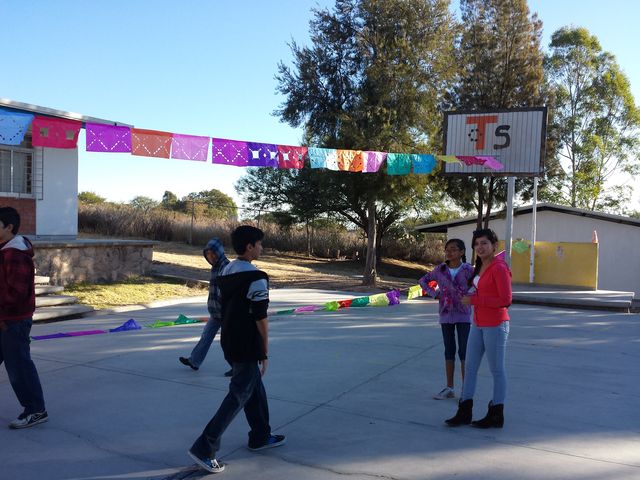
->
[152,242,433,294]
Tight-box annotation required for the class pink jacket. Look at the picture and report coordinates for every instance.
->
[470,259,512,327]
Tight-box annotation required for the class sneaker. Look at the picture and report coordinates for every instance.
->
[179,357,199,371]
[9,411,49,429]
[188,450,225,473]
[248,434,286,451]
[433,387,456,400]
[224,368,233,377]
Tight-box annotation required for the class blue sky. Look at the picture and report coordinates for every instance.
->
[2,0,639,210]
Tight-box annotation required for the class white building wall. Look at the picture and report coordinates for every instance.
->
[447,211,640,297]
[35,147,78,238]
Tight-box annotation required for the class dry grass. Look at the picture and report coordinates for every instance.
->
[62,276,207,310]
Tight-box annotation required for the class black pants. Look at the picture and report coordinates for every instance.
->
[191,361,270,458]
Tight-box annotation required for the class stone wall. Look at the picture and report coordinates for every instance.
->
[32,239,156,285]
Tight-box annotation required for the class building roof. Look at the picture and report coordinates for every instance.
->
[415,203,640,233]
[0,98,132,127]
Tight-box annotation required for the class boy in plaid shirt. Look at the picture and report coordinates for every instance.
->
[0,207,47,429]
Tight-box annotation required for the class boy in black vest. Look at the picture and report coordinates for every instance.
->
[188,225,285,474]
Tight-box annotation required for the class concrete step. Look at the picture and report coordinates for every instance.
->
[511,288,635,312]
[35,285,65,295]
[33,305,95,322]
[36,295,79,308]
[35,275,50,285]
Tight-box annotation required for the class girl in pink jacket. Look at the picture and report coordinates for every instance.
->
[445,228,512,429]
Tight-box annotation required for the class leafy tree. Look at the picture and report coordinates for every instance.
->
[236,167,325,255]
[183,189,238,220]
[161,190,180,210]
[78,191,106,204]
[442,0,550,229]
[273,0,457,285]
[546,27,640,211]
[129,195,159,212]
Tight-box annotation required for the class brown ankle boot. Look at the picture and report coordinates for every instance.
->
[471,402,504,428]
[445,399,473,426]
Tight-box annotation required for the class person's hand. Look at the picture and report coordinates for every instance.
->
[461,296,472,305]
[259,358,268,377]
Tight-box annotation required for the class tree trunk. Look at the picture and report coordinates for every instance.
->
[363,200,377,286]
[305,219,311,257]
[476,175,484,231]
[483,177,495,229]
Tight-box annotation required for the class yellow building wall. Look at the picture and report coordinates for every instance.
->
[497,241,598,289]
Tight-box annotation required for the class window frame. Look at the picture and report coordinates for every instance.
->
[0,145,34,197]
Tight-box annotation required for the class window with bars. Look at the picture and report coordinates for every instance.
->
[0,147,33,195]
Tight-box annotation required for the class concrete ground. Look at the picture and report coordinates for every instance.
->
[1,289,639,480]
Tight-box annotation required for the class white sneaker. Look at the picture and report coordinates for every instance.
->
[433,387,456,400]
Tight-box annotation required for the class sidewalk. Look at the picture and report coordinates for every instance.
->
[1,289,639,479]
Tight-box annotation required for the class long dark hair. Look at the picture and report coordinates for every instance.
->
[469,229,499,286]
[444,238,467,265]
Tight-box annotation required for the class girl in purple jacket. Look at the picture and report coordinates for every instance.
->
[419,239,474,400]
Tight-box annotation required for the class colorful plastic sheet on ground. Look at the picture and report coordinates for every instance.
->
[67,330,107,337]
[350,296,370,307]
[174,314,200,324]
[407,284,426,300]
[293,305,325,313]
[412,154,437,174]
[324,301,340,311]
[277,145,307,169]
[32,116,82,149]
[338,299,353,308]
[86,123,132,152]
[274,308,296,315]
[148,321,175,328]
[0,107,34,145]
[171,133,209,161]
[386,153,412,175]
[131,128,172,158]
[109,319,142,332]
[368,293,390,306]
[32,330,106,340]
[211,138,249,166]
[32,332,71,340]
[386,290,401,305]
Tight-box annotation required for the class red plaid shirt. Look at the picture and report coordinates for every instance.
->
[0,236,36,323]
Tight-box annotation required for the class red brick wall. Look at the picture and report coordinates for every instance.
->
[0,197,36,235]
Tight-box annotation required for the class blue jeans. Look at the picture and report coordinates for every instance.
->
[441,323,470,361]
[461,322,509,404]
[189,315,222,368]
[0,318,46,414]
[191,362,271,458]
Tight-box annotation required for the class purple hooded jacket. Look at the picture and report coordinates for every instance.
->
[418,262,474,324]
